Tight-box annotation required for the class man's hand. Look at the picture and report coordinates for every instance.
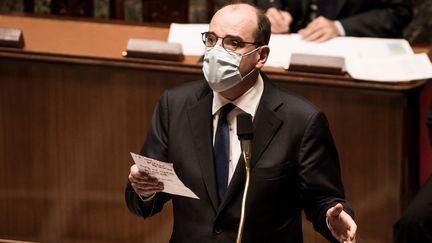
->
[298,16,339,42]
[326,203,357,243]
[128,164,164,197]
[265,7,292,34]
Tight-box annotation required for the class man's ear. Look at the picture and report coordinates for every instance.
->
[256,45,270,69]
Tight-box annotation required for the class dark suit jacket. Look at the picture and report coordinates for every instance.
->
[256,0,413,38]
[125,74,354,243]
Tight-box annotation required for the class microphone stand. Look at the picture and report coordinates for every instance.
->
[236,144,251,243]
[235,112,253,243]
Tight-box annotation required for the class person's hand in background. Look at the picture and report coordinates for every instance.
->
[298,16,340,42]
[265,7,292,33]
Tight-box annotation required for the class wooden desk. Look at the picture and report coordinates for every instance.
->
[0,15,428,243]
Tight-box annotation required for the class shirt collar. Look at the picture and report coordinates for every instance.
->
[212,74,264,118]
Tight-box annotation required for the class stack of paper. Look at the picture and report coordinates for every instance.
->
[267,34,432,82]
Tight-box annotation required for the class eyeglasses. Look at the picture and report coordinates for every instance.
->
[201,32,262,52]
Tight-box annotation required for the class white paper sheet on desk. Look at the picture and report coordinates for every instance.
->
[168,23,209,56]
[266,34,432,81]
[130,152,199,199]
[346,53,432,82]
[266,34,414,68]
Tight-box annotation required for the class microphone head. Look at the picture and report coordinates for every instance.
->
[237,113,254,140]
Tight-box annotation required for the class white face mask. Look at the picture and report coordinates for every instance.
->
[202,46,259,92]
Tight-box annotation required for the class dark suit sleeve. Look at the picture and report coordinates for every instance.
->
[339,0,413,38]
[125,91,172,218]
[125,182,171,218]
[298,112,354,242]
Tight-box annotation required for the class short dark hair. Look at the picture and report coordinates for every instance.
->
[254,8,271,45]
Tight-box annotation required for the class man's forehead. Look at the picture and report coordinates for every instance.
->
[209,6,257,40]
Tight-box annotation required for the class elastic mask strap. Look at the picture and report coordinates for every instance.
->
[240,46,261,79]
[241,46,261,57]
[241,66,256,80]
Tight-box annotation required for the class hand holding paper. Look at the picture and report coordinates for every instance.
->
[129,164,163,198]
[130,152,199,199]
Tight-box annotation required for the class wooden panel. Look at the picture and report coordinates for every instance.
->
[0,58,200,243]
[0,15,169,59]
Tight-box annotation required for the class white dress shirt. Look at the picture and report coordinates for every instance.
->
[211,74,264,185]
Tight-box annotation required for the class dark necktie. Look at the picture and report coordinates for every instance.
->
[214,103,236,202]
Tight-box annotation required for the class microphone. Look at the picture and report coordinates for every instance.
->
[236,113,253,243]
[237,113,254,167]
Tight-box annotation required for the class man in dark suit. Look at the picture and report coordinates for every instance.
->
[125,3,356,242]
[255,0,413,41]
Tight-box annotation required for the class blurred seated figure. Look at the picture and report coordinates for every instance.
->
[393,176,432,243]
[393,104,432,243]
[254,0,413,42]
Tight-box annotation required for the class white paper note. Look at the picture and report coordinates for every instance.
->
[168,23,209,56]
[130,152,199,199]
[266,34,414,68]
[346,53,432,82]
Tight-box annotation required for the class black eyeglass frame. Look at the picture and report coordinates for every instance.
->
[201,32,262,52]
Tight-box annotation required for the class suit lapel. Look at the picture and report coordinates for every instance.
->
[187,87,219,212]
[250,98,283,168]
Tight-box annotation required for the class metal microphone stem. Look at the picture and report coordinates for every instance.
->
[236,142,252,243]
